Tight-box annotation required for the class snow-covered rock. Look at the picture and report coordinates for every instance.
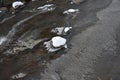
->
[44,36,67,52]
[51,36,66,48]
[44,41,61,52]
[11,73,27,79]
[12,1,24,9]
[64,27,72,33]
[51,27,72,35]
[63,9,79,14]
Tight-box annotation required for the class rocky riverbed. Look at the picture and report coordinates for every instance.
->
[0,0,120,80]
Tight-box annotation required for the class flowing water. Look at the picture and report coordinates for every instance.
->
[1,0,120,80]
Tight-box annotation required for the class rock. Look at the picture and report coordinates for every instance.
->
[44,36,67,52]
[51,36,66,48]
[12,1,24,9]
[63,9,79,14]
[0,7,7,12]
[44,41,61,52]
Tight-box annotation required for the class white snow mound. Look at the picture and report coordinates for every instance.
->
[12,1,24,9]
[63,9,79,14]
[64,27,72,33]
[52,36,66,47]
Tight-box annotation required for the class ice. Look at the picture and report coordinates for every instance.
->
[11,73,26,79]
[0,37,6,45]
[51,36,66,47]
[12,1,24,9]
[63,9,79,14]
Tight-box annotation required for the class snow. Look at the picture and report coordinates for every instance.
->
[12,1,24,9]
[44,41,61,52]
[64,27,72,33]
[37,4,54,11]
[51,36,66,47]
[51,27,64,35]
[0,37,6,45]
[11,73,26,79]
[44,36,67,52]
[51,27,72,35]
[63,9,79,14]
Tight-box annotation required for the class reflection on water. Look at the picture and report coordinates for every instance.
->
[0,37,6,45]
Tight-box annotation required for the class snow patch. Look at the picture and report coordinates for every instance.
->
[11,73,27,79]
[63,9,79,14]
[51,27,72,35]
[51,27,64,35]
[37,4,55,11]
[64,27,72,33]
[52,36,66,47]
[12,1,24,9]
